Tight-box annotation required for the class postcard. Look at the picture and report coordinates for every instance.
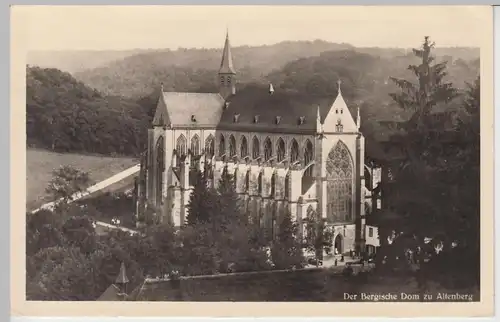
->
[11,5,494,317]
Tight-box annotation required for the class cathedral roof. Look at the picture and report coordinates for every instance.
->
[153,92,225,128]
[217,85,357,134]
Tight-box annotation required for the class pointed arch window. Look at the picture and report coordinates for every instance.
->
[270,172,276,198]
[304,139,314,176]
[245,170,250,192]
[252,136,260,159]
[219,134,226,157]
[229,135,236,158]
[258,172,263,195]
[264,137,273,162]
[276,138,285,162]
[190,135,200,156]
[205,135,215,158]
[176,134,187,157]
[326,141,353,222]
[285,172,290,199]
[290,139,299,163]
[156,136,165,206]
[240,136,248,158]
[233,167,238,188]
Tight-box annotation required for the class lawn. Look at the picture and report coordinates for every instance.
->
[26,149,138,211]
[134,269,480,302]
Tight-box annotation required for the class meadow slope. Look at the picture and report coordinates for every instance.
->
[26,149,138,210]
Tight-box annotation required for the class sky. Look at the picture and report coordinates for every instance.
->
[12,5,488,51]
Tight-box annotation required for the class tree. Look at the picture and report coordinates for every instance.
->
[45,165,91,212]
[271,212,305,269]
[381,37,480,287]
[61,215,97,254]
[384,37,460,237]
[186,168,216,225]
[26,208,67,255]
[26,247,95,301]
[302,214,333,262]
[214,168,243,228]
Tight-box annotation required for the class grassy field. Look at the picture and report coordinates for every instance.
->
[26,149,138,210]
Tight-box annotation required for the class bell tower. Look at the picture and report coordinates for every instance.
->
[218,29,236,99]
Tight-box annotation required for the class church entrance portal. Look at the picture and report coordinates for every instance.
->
[334,234,343,255]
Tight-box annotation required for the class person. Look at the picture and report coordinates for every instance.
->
[349,249,353,257]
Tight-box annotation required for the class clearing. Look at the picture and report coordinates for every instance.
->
[26,148,138,211]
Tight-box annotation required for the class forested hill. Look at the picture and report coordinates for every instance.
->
[70,40,479,98]
[26,66,156,156]
[72,40,354,97]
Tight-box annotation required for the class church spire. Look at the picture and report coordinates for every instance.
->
[218,29,236,99]
[219,29,236,75]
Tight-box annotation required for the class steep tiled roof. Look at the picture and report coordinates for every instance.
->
[154,92,225,128]
[217,85,339,133]
[97,284,122,301]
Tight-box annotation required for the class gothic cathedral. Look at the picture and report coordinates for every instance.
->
[134,31,380,255]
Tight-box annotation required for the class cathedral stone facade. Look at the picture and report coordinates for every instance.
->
[134,32,379,255]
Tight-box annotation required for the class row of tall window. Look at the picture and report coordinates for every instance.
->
[174,133,315,165]
[174,134,315,163]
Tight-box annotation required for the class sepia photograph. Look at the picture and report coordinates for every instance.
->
[11,4,494,317]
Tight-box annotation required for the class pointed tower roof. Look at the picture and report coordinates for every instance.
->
[219,29,236,74]
[323,80,358,133]
[115,262,130,285]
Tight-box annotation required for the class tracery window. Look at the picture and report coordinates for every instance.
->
[326,141,353,222]
[290,139,299,163]
[304,140,314,176]
[176,134,186,157]
[205,135,215,158]
[252,136,260,159]
[219,134,226,157]
[190,135,200,156]
[264,137,273,162]
[229,135,236,158]
[276,138,285,162]
[240,136,248,158]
